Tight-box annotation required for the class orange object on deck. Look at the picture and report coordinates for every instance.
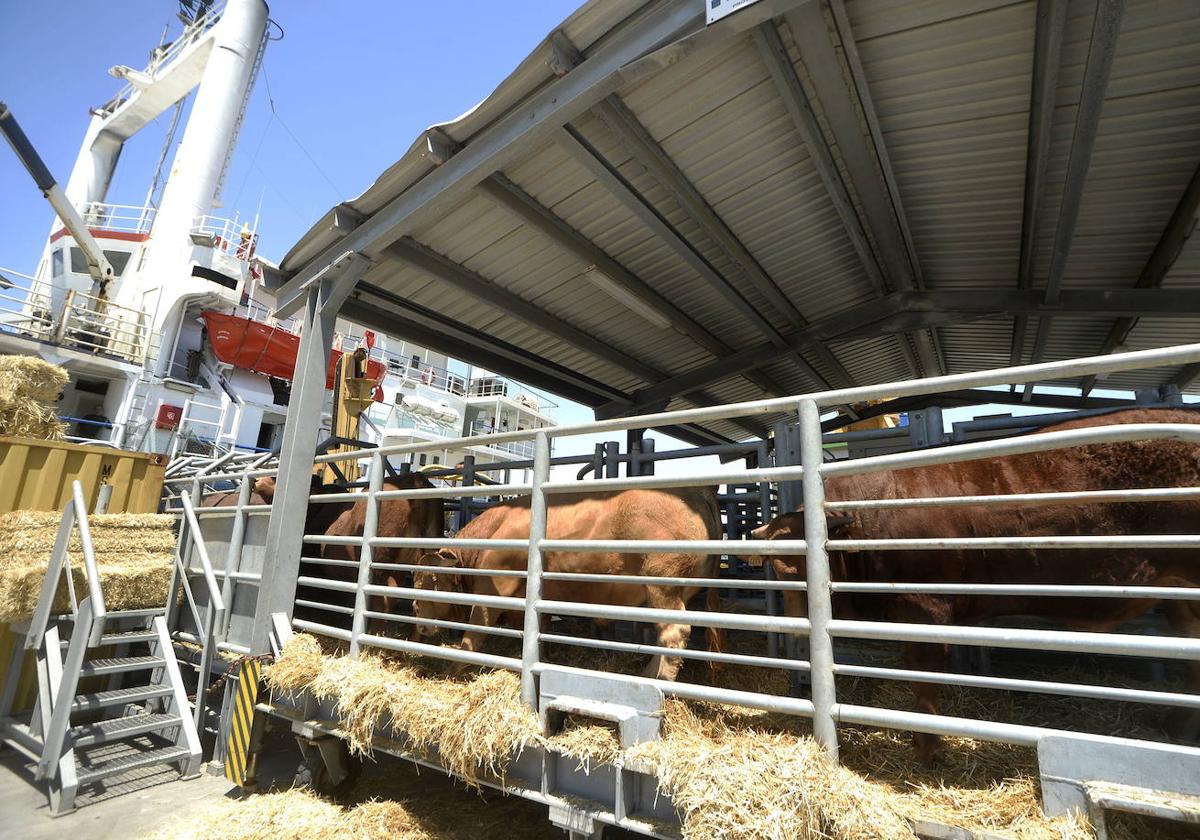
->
[201,311,385,398]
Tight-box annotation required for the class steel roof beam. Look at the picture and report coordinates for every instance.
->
[381,236,767,439]
[595,287,1200,417]
[763,13,921,379]
[344,285,759,444]
[476,173,791,403]
[554,123,835,392]
[1022,0,1126,396]
[384,237,665,383]
[585,95,857,392]
[1172,362,1200,390]
[780,4,943,379]
[271,0,809,319]
[1079,162,1200,394]
[1010,0,1070,370]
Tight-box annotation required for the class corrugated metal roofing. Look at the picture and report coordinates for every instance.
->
[279,0,1200,443]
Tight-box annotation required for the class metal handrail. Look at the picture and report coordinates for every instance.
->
[177,490,226,729]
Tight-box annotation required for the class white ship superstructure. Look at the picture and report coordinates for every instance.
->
[0,0,556,477]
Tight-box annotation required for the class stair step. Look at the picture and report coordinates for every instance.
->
[72,685,172,713]
[75,744,192,787]
[70,713,181,748]
[80,656,164,677]
[105,608,165,620]
[98,629,159,646]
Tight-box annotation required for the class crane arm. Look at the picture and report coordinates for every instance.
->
[0,101,115,291]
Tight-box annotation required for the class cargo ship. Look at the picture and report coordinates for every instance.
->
[0,0,557,474]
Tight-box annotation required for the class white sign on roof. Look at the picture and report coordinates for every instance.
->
[706,0,762,25]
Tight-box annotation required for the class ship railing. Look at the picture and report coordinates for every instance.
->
[80,202,157,237]
[240,299,300,334]
[383,356,468,397]
[0,269,151,363]
[467,375,558,418]
[192,214,258,260]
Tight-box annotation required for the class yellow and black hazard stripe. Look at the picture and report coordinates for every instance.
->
[224,658,263,785]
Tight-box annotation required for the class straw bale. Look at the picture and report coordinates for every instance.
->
[266,636,540,784]
[0,511,175,621]
[0,355,68,404]
[0,355,68,440]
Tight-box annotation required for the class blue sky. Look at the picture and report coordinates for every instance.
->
[0,0,581,276]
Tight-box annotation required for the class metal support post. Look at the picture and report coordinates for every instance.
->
[520,431,551,709]
[456,455,476,529]
[626,428,645,477]
[604,440,620,478]
[641,437,655,475]
[350,452,384,656]
[220,473,252,638]
[798,398,839,759]
[251,280,340,654]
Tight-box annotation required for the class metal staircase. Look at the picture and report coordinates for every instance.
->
[0,482,217,816]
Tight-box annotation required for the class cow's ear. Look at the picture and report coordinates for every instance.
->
[435,548,462,567]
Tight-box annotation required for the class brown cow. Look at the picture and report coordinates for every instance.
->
[320,471,445,630]
[252,472,444,630]
[412,487,723,681]
[754,408,1200,758]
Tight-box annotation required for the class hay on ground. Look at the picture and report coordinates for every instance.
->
[0,510,175,621]
[0,355,68,440]
[147,787,436,840]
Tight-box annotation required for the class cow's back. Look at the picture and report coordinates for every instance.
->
[821,408,1200,624]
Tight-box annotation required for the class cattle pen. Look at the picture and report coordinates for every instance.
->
[4,0,1200,837]
[137,341,1199,840]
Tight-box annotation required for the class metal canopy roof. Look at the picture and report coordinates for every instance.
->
[274,0,1200,445]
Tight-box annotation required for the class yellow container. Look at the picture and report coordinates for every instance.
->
[0,436,168,713]
[0,435,166,515]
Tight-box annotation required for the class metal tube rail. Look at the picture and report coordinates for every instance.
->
[832,663,1200,709]
[162,467,277,485]
[374,483,532,499]
[358,582,527,613]
[828,619,1200,660]
[540,572,807,590]
[539,632,811,672]
[825,486,1200,511]
[355,630,521,672]
[366,611,524,639]
[830,535,1200,551]
[539,538,806,555]
[824,424,1200,479]
[830,582,1200,599]
[521,430,551,708]
[71,483,107,646]
[294,599,354,616]
[192,504,272,517]
[179,492,226,614]
[800,398,839,758]
[536,600,812,634]
[372,562,527,579]
[351,453,384,657]
[835,703,1045,747]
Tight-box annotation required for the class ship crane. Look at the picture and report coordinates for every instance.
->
[0,102,115,297]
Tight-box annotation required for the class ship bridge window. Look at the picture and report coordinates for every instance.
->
[69,247,132,277]
[52,249,64,277]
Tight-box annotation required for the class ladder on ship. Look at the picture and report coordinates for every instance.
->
[0,482,223,816]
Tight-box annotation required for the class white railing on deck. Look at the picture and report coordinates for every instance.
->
[0,268,153,363]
